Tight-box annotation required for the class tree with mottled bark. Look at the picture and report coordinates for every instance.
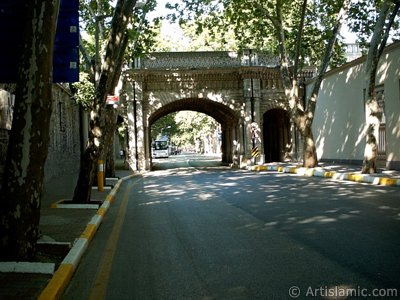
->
[355,0,399,173]
[73,0,159,201]
[72,0,139,203]
[168,0,350,167]
[0,0,60,261]
[255,0,350,167]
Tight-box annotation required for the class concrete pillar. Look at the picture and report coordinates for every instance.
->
[239,121,246,156]
[143,124,151,170]
[122,77,147,171]
[134,81,147,171]
[123,80,137,171]
[243,77,262,158]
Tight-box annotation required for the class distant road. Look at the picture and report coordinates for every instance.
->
[63,156,400,299]
[151,152,224,170]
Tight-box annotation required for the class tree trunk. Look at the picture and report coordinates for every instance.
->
[361,120,378,173]
[72,142,96,203]
[73,103,105,203]
[271,0,349,169]
[302,126,318,168]
[361,0,399,174]
[0,0,60,261]
[104,108,117,178]
[72,0,137,203]
[104,32,129,178]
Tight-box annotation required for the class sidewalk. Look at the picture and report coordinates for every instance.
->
[0,164,134,300]
[248,162,400,186]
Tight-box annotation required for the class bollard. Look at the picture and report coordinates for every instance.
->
[97,159,104,192]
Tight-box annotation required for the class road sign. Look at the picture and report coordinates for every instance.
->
[106,95,119,105]
[0,0,79,83]
[251,146,260,158]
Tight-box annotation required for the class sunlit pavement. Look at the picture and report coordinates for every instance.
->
[62,154,400,299]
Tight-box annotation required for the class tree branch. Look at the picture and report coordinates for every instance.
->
[293,0,307,78]
[253,1,277,25]
[377,1,400,62]
[306,0,350,116]
[79,34,95,81]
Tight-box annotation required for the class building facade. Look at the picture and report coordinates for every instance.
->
[311,41,400,170]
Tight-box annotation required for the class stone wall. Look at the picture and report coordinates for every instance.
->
[45,85,81,180]
[0,84,80,186]
[310,41,400,170]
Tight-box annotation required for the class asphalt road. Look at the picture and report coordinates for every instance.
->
[62,154,400,299]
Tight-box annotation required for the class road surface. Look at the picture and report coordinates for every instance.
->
[63,154,400,299]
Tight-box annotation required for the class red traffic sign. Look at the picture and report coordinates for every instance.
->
[106,95,119,105]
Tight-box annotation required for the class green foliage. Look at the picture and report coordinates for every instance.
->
[165,0,348,67]
[347,0,400,50]
[71,73,95,110]
[77,0,162,109]
[151,111,219,150]
[127,0,163,58]
[79,0,161,71]
[180,20,239,51]
[173,111,219,149]
[151,113,178,140]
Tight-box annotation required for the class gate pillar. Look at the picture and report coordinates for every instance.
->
[243,77,262,160]
[123,77,147,171]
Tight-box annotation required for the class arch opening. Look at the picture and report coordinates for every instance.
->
[151,111,221,155]
[263,108,290,162]
[148,98,238,127]
[148,98,239,166]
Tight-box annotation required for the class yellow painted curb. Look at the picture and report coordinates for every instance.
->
[253,165,267,171]
[38,264,74,300]
[287,167,297,173]
[348,173,365,182]
[97,207,107,217]
[324,171,335,178]
[80,224,97,241]
[277,166,284,172]
[38,174,139,300]
[379,177,398,186]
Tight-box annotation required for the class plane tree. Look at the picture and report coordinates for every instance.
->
[72,0,159,203]
[347,0,400,173]
[0,0,60,261]
[167,0,350,167]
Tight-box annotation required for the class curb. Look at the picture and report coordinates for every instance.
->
[38,173,137,300]
[249,164,400,187]
[0,261,55,274]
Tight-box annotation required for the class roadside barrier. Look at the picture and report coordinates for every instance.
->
[249,164,400,187]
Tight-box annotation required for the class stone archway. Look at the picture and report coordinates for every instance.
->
[263,108,290,162]
[119,51,311,170]
[148,98,239,165]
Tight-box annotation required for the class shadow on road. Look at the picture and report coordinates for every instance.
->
[143,164,400,293]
